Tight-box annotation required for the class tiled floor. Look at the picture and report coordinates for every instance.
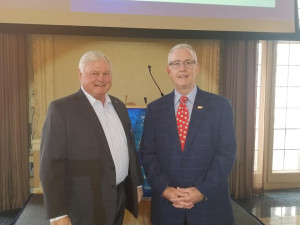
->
[236,189,300,225]
[1,189,300,225]
[260,215,300,225]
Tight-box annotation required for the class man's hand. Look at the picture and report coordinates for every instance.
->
[50,216,72,225]
[171,187,204,207]
[137,186,143,203]
[162,186,187,200]
[162,186,205,209]
[162,186,193,208]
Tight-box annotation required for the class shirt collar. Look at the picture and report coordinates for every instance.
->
[81,86,111,106]
[174,85,197,105]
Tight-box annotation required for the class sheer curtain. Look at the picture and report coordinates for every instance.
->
[219,40,258,199]
[195,40,220,94]
[253,41,281,194]
[0,33,30,212]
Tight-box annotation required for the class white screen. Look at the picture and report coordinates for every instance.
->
[0,0,297,33]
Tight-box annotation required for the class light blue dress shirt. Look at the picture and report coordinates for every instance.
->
[174,85,197,118]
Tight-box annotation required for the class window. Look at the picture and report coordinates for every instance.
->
[255,41,300,189]
[254,0,300,189]
[273,42,300,172]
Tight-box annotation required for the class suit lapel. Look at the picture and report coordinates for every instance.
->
[110,96,137,169]
[75,89,114,162]
[162,92,183,152]
[110,96,132,140]
[110,96,128,131]
[184,88,207,152]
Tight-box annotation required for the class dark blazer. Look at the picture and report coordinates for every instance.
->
[141,87,236,225]
[40,89,144,225]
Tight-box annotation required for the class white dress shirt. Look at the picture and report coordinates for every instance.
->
[82,87,129,185]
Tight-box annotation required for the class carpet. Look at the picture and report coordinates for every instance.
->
[13,194,263,225]
[0,209,20,225]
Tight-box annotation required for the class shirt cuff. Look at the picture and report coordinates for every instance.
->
[50,215,68,222]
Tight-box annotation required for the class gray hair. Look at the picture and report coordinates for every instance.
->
[78,50,111,73]
[168,43,197,64]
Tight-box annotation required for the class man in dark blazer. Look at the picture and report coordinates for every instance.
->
[140,43,236,225]
[40,50,144,225]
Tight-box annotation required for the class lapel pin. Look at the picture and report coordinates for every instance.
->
[197,106,203,109]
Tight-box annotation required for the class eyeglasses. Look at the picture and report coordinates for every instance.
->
[168,59,196,69]
[86,71,111,77]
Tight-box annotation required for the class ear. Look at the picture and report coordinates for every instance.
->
[166,65,171,77]
[195,63,200,73]
[78,69,83,81]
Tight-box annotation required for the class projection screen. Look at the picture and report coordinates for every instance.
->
[0,0,297,33]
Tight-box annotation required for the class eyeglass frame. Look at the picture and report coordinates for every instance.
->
[168,59,197,69]
[84,71,112,77]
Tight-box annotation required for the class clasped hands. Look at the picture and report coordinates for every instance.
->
[162,186,205,209]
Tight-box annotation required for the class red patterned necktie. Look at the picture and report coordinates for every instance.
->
[176,96,189,151]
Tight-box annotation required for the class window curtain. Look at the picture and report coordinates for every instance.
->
[195,40,220,94]
[219,40,257,199]
[0,33,30,212]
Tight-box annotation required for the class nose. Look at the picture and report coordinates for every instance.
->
[96,74,106,81]
[178,63,187,70]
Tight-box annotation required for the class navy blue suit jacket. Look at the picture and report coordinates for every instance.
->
[141,87,236,225]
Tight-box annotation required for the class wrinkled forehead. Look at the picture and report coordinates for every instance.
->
[79,54,112,73]
[83,58,112,72]
[168,47,197,63]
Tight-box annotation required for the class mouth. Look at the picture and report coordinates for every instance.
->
[178,75,189,78]
[94,84,106,87]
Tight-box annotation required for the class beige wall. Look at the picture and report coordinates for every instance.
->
[51,35,217,106]
[29,34,219,140]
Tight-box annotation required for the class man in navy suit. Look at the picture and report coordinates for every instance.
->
[40,50,144,225]
[140,43,236,225]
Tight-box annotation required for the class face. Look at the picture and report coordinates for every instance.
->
[167,47,199,95]
[78,58,112,102]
